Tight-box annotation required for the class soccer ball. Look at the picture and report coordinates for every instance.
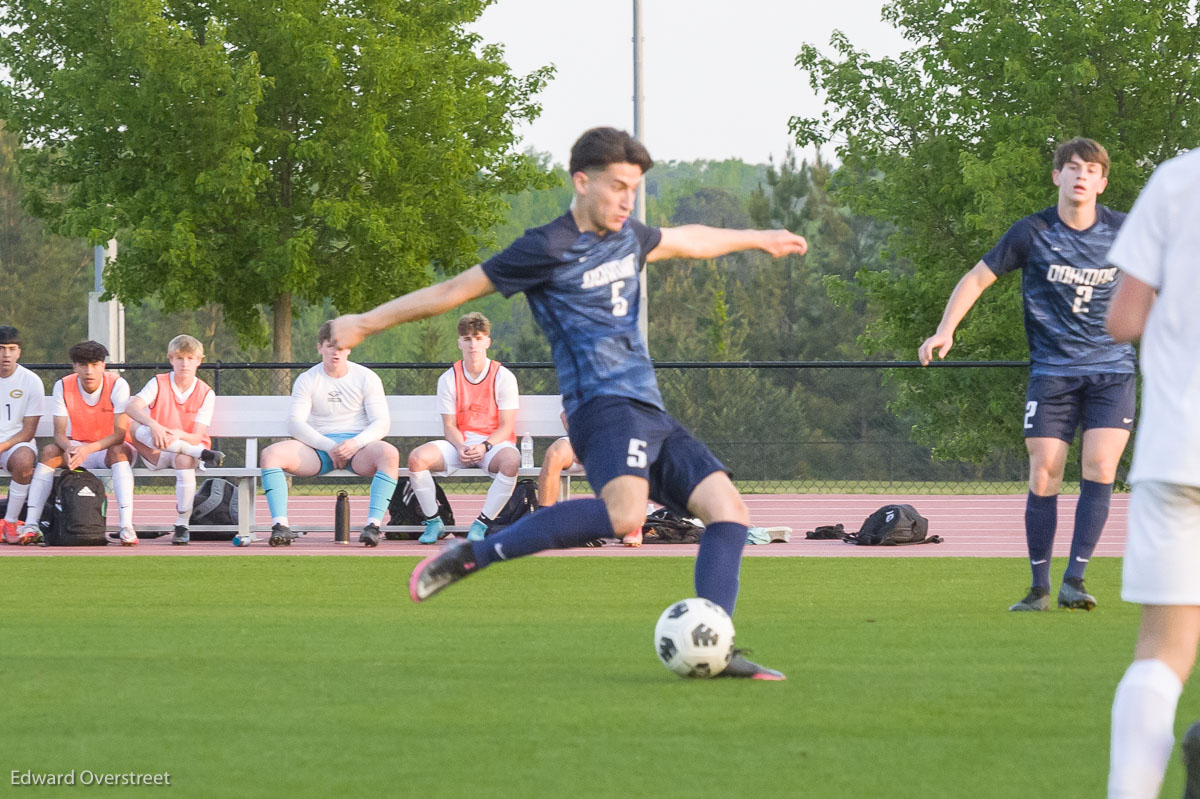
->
[653,598,735,678]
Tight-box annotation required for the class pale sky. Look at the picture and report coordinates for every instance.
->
[471,0,908,167]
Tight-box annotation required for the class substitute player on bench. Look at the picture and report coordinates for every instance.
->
[408,312,520,544]
[0,326,44,544]
[258,321,399,548]
[126,334,225,545]
[332,126,806,679]
[919,137,1133,612]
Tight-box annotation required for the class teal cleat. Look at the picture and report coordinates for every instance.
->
[466,518,489,542]
[418,516,445,545]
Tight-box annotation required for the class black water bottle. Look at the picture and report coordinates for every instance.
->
[334,490,350,545]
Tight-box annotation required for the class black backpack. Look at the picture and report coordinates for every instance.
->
[642,508,704,544]
[486,479,540,534]
[40,468,108,546]
[189,478,240,541]
[842,504,942,546]
[385,476,455,540]
[0,496,27,522]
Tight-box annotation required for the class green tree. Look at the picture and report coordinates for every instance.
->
[793,0,1200,463]
[0,0,553,359]
[0,123,92,365]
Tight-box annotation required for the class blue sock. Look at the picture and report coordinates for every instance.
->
[1064,479,1112,581]
[1025,492,1057,590]
[472,498,614,568]
[367,472,397,525]
[262,468,289,520]
[694,522,747,617]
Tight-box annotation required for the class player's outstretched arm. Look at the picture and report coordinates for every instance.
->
[647,225,807,263]
[330,265,497,350]
[1106,272,1156,343]
[917,261,998,365]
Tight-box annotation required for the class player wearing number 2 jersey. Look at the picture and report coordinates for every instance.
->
[331,127,808,679]
[919,137,1133,613]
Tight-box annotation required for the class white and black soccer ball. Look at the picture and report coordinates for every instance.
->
[653,598,735,678]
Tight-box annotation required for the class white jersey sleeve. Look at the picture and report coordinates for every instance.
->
[135,376,160,407]
[288,368,337,451]
[350,369,389,447]
[194,389,216,428]
[495,365,519,411]
[52,379,67,418]
[110,377,130,414]
[436,368,456,417]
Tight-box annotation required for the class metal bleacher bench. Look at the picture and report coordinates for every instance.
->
[23,394,575,538]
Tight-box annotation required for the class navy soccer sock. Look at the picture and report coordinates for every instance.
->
[694,522,748,617]
[1025,492,1057,590]
[1064,479,1112,582]
[471,498,614,568]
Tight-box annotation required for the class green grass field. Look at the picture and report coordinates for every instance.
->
[1,556,1192,798]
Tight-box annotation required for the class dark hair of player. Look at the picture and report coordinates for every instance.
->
[68,340,109,365]
[1054,137,1110,177]
[569,127,653,176]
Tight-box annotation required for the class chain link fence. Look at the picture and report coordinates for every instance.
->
[22,360,1071,495]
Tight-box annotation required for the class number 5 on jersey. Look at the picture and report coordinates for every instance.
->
[627,438,647,468]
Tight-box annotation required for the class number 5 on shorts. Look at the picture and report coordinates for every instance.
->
[1024,401,1037,430]
[627,439,648,468]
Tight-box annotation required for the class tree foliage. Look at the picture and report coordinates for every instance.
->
[0,0,554,358]
[793,0,1200,462]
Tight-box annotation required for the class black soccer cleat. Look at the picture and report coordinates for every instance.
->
[199,448,226,469]
[1009,586,1050,612]
[172,525,190,546]
[716,648,786,681]
[268,523,298,547]
[1183,720,1200,799]
[409,539,479,602]
[1057,577,1096,611]
[360,522,381,548]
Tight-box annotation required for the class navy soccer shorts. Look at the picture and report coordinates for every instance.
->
[1023,372,1136,441]
[567,395,728,516]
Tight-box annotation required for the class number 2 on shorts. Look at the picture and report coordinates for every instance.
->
[1024,400,1037,430]
[627,438,648,468]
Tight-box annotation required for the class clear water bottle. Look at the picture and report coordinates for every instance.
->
[520,433,534,469]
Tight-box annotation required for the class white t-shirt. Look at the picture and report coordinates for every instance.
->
[289,361,389,451]
[436,359,519,444]
[0,364,45,440]
[1107,148,1200,486]
[51,374,131,440]
[135,374,216,427]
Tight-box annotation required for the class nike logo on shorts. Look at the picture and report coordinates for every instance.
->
[493,543,507,560]
[1123,418,1134,424]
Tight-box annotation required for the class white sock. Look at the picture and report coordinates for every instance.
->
[480,472,517,520]
[175,469,197,526]
[1109,658,1183,798]
[272,516,289,527]
[24,463,56,528]
[136,426,204,458]
[409,470,439,518]
[169,439,205,458]
[4,480,30,523]
[111,460,135,530]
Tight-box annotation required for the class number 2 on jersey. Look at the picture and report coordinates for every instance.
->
[1071,285,1093,314]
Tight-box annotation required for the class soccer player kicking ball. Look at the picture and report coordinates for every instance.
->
[1106,149,1200,799]
[919,137,1134,612]
[332,127,806,679]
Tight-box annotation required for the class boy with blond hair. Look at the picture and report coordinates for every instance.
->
[126,335,225,545]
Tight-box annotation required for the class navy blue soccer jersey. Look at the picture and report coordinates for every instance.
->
[481,213,664,416]
[983,205,1135,377]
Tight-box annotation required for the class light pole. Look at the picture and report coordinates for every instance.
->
[88,239,125,362]
[633,0,648,344]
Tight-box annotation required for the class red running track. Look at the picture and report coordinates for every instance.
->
[0,493,1127,559]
